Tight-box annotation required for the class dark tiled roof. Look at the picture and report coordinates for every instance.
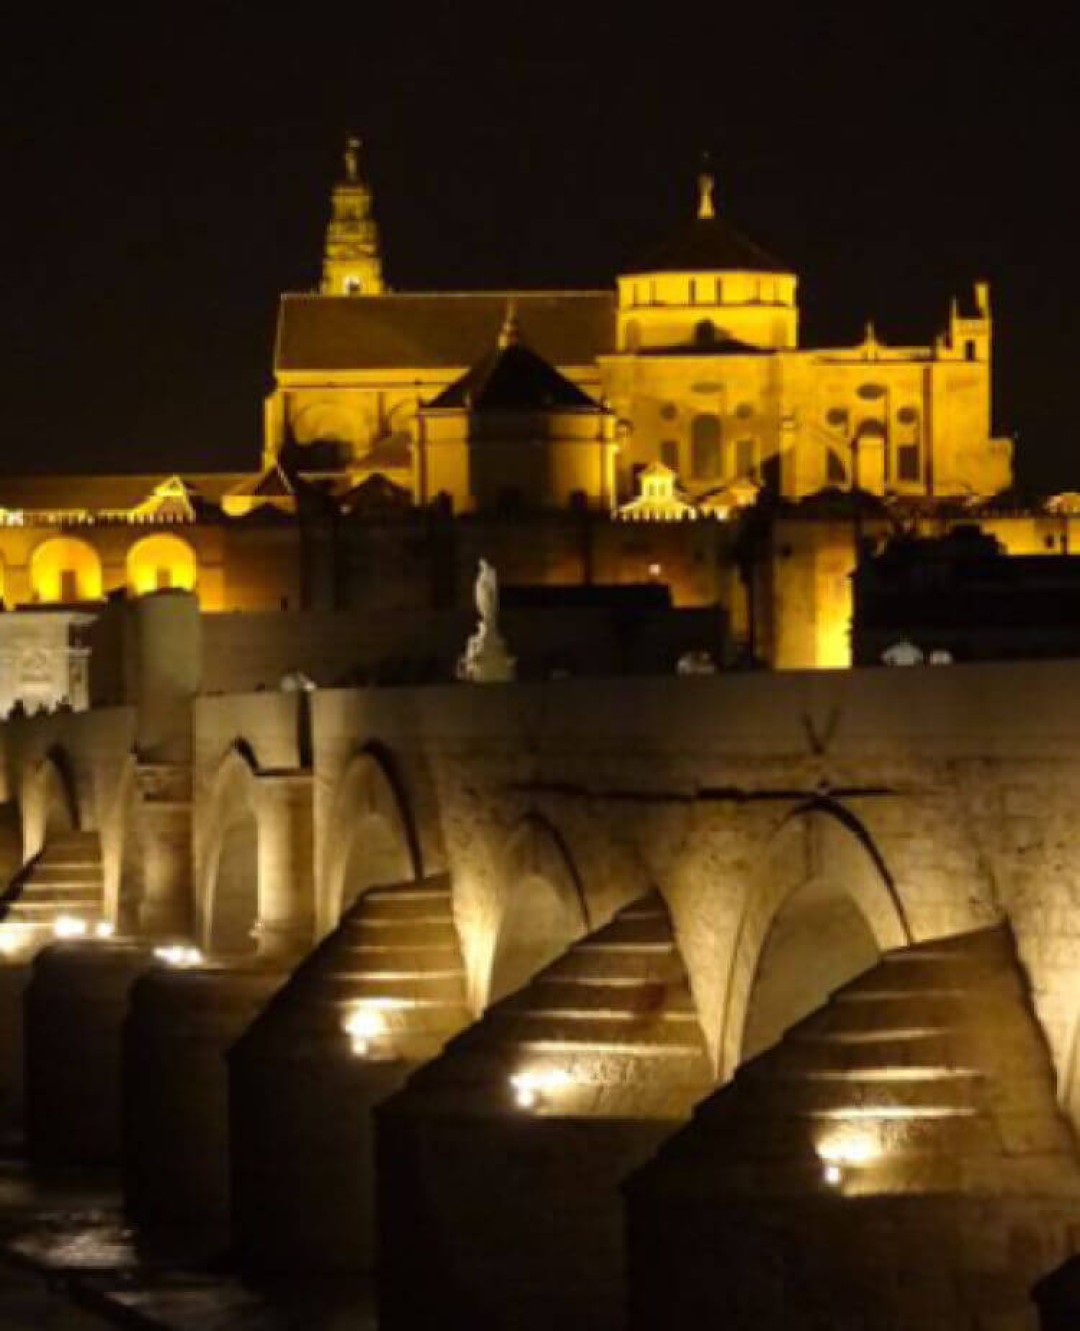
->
[275,291,616,372]
[427,338,601,412]
[628,215,788,275]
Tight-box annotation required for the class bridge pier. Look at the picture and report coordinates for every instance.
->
[122,961,285,1247]
[135,764,193,938]
[626,926,1080,1330]
[24,938,153,1167]
[230,874,470,1275]
[376,893,713,1331]
[252,772,314,962]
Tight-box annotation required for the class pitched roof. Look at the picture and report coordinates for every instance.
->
[275,291,616,373]
[426,325,601,412]
[0,472,248,513]
[232,461,294,499]
[627,213,788,276]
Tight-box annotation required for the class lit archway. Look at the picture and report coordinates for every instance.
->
[486,815,588,1006]
[720,800,910,1075]
[30,537,103,603]
[209,812,259,955]
[320,748,419,934]
[126,534,197,596]
[20,749,78,860]
[199,747,259,957]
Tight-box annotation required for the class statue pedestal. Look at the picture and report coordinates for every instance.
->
[458,627,516,683]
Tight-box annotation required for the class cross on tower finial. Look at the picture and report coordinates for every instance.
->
[344,135,361,183]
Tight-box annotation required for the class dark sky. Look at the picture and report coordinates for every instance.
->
[1,9,1076,490]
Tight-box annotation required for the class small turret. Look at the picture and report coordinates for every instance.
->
[941,280,992,364]
[320,135,385,297]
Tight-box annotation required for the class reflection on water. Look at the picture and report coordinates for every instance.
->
[0,1165,377,1329]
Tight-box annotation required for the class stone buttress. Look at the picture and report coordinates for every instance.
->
[376,891,714,1331]
[229,873,470,1273]
[626,925,1080,1331]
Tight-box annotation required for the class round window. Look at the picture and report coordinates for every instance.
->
[659,404,678,421]
[857,384,886,401]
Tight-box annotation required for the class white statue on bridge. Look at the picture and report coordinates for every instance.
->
[476,558,499,629]
[458,559,516,683]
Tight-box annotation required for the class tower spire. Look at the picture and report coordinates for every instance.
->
[321,134,385,297]
[498,297,520,349]
[697,155,716,220]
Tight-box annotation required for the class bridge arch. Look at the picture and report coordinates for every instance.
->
[719,798,910,1076]
[20,747,79,860]
[198,745,260,956]
[485,814,589,1007]
[319,746,419,935]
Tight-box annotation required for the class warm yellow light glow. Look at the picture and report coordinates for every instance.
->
[30,537,103,604]
[53,915,88,939]
[126,534,198,596]
[341,997,411,1056]
[343,1005,386,1056]
[94,920,115,939]
[817,1130,880,1167]
[509,1067,573,1110]
[816,1130,882,1190]
[153,944,203,967]
[0,926,27,959]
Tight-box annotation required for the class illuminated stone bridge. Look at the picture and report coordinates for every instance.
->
[3,606,1080,1328]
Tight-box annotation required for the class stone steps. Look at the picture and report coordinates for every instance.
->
[346,918,460,947]
[5,832,105,929]
[637,924,1080,1198]
[401,891,714,1116]
[236,875,471,1061]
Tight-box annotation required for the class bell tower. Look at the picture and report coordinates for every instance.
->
[320,136,385,297]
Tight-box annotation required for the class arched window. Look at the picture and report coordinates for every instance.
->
[126,534,197,597]
[30,538,103,604]
[690,414,723,480]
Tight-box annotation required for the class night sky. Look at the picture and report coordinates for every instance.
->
[2,10,1076,490]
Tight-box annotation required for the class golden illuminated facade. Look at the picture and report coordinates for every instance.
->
[267,150,1013,511]
[0,139,1064,683]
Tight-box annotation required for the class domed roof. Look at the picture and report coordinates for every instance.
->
[626,174,789,276]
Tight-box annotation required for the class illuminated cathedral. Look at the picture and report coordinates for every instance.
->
[0,135,1054,707]
[272,137,1011,509]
